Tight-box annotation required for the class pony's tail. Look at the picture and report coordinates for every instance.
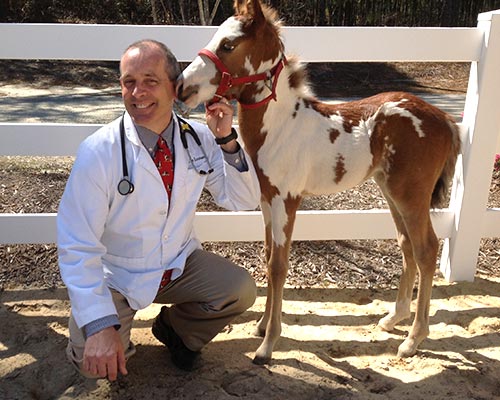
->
[431,117,461,208]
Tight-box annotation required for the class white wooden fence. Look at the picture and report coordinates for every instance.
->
[1,10,500,282]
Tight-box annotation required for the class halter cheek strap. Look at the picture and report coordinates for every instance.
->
[198,48,287,109]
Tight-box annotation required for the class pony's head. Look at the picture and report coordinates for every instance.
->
[177,0,284,108]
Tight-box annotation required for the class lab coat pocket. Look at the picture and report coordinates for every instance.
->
[103,253,147,271]
[183,168,207,206]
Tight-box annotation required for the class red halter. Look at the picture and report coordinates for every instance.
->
[198,48,287,109]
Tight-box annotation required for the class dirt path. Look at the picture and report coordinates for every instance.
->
[1,274,499,400]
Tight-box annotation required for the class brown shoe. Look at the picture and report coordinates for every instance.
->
[152,306,200,371]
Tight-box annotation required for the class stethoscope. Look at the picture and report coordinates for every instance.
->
[117,114,214,196]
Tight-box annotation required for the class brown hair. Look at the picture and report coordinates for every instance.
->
[121,39,181,81]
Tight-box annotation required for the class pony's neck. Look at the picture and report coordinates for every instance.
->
[239,56,311,112]
[237,58,313,156]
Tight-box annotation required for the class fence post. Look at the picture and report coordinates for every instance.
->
[439,10,500,281]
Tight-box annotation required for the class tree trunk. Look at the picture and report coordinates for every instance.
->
[177,0,187,24]
[150,0,159,24]
[440,0,456,27]
[207,0,222,25]
[198,0,207,25]
[196,0,222,26]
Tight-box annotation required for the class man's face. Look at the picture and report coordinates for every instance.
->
[120,47,176,133]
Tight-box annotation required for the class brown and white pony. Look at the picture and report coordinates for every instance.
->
[177,0,460,365]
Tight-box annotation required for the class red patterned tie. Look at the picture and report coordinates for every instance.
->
[154,136,174,198]
[154,136,174,291]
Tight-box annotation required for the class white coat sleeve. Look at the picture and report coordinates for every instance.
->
[57,134,118,329]
[193,122,261,211]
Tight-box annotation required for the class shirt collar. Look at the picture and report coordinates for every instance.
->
[134,117,175,158]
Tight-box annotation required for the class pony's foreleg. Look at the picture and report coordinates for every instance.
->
[255,200,273,337]
[253,240,290,365]
[253,196,300,365]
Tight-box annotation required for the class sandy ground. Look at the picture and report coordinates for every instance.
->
[1,272,500,400]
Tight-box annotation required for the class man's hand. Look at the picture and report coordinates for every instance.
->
[205,99,239,153]
[83,326,127,381]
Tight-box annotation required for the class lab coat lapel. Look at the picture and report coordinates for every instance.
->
[123,112,163,178]
[169,114,190,205]
[122,112,191,217]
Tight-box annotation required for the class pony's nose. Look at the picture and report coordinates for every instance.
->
[175,78,184,98]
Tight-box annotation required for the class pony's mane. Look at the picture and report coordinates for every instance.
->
[259,4,316,99]
[286,56,316,99]
[261,2,282,29]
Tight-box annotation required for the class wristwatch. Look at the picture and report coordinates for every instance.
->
[215,128,238,145]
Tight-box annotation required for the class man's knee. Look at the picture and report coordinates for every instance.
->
[233,267,257,311]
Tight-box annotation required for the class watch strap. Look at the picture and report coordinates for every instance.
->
[215,127,238,145]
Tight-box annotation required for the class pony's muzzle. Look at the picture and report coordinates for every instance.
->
[176,81,199,105]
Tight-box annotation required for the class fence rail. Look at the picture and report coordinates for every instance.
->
[1,9,500,282]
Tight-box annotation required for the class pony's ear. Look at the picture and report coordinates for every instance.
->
[234,0,264,21]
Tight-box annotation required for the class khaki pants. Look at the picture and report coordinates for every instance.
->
[67,249,256,375]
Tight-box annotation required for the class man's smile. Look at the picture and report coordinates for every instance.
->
[134,102,154,109]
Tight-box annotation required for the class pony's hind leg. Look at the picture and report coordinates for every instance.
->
[396,210,438,357]
[376,180,438,357]
[378,199,416,332]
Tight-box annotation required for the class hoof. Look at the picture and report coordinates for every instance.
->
[254,327,266,338]
[397,339,418,358]
[252,354,271,365]
[377,316,396,332]
[378,311,410,332]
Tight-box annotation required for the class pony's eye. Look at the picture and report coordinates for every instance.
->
[222,42,235,52]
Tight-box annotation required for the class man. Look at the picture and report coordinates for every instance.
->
[57,39,260,380]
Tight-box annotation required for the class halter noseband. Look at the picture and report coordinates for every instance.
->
[198,48,287,109]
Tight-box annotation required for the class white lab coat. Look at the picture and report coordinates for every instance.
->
[57,112,261,329]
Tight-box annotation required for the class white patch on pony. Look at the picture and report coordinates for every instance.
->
[243,55,282,103]
[180,56,218,107]
[382,99,426,138]
[205,17,243,52]
[257,69,374,199]
[270,196,288,246]
[384,143,396,174]
[180,17,244,107]
[244,55,278,75]
[384,136,396,155]
[261,200,272,229]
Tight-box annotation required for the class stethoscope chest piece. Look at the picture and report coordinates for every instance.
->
[118,177,134,196]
